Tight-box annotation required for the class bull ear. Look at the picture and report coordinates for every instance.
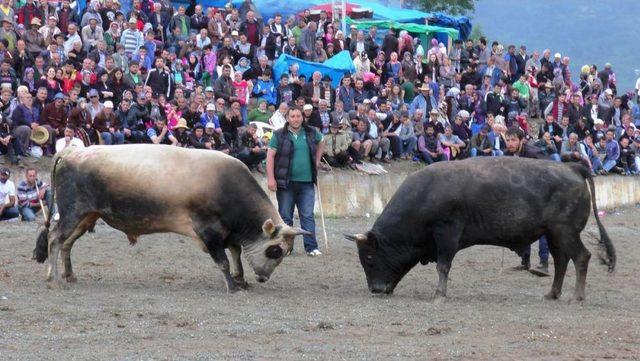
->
[262,219,277,236]
[344,233,368,244]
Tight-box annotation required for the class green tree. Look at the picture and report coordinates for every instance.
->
[406,0,477,16]
[468,23,485,41]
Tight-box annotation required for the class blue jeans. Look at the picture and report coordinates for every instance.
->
[124,129,147,143]
[19,189,53,221]
[276,181,318,252]
[550,153,561,162]
[101,131,125,145]
[471,148,503,157]
[400,136,417,156]
[0,205,19,220]
[591,156,603,172]
[522,235,549,264]
[603,159,617,172]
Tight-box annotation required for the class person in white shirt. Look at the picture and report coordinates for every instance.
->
[0,167,18,221]
[269,102,288,130]
[55,124,86,153]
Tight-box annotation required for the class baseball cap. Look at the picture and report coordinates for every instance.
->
[303,104,313,111]
[604,89,613,95]
[0,167,9,176]
[205,86,214,92]
[88,89,99,97]
[53,93,65,100]
[104,101,114,108]
[206,103,215,111]
[205,122,215,129]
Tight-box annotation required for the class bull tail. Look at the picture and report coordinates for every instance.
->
[574,164,616,272]
[33,155,64,263]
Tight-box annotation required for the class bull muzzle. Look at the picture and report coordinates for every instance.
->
[256,274,270,283]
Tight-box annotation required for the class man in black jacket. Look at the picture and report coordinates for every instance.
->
[504,126,551,276]
[144,57,172,98]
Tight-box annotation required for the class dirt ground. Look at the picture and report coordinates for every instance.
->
[1,207,639,360]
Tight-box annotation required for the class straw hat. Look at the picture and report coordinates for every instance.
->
[30,126,50,145]
[174,118,189,130]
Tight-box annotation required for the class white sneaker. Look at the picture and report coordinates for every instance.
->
[53,213,60,221]
[306,249,322,257]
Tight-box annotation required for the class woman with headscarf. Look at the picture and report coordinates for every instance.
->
[401,52,417,83]
[370,51,386,81]
[332,30,345,52]
[67,97,94,146]
[104,22,121,53]
[385,51,402,84]
[397,31,413,57]
[21,67,37,94]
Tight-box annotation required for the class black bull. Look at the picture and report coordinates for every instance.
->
[347,157,616,302]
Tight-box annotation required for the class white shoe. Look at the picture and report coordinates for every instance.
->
[306,249,322,257]
[53,213,60,221]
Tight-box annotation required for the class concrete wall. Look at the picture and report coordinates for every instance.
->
[257,172,640,217]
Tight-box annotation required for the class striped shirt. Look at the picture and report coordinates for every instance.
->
[120,29,143,56]
[17,180,46,208]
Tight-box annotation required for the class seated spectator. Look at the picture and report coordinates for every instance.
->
[270,103,288,130]
[322,122,352,168]
[504,127,545,158]
[582,134,605,175]
[93,101,124,145]
[0,167,19,221]
[0,109,19,165]
[438,125,466,160]
[469,125,494,157]
[618,136,637,175]
[247,100,272,124]
[188,125,211,150]
[16,168,53,222]
[398,113,418,160]
[535,131,562,161]
[173,119,190,147]
[236,123,266,172]
[561,132,590,167]
[252,68,276,106]
[204,121,230,154]
[147,117,178,146]
[416,123,444,164]
[602,129,622,174]
[350,119,374,163]
[55,124,85,153]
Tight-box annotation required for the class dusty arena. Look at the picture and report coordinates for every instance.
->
[1,207,639,360]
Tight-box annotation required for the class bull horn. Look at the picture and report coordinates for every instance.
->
[345,233,367,243]
[281,226,312,236]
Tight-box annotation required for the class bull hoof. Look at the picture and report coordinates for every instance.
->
[544,291,560,300]
[232,277,250,290]
[569,295,585,305]
[432,292,447,304]
[64,273,78,283]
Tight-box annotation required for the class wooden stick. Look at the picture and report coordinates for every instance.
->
[34,179,48,224]
[315,183,329,253]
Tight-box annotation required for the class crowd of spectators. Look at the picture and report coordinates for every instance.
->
[0,0,639,177]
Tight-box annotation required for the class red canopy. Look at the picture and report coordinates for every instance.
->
[299,2,360,18]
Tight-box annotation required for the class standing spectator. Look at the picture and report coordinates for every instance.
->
[17,168,53,222]
[120,18,144,57]
[266,107,324,256]
[145,57,172,98]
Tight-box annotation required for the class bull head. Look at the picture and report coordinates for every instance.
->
[262,219,310,257]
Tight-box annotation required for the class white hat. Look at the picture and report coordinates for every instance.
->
[206,103,216,111]
[554,53,561,58]
[604,89,613,95]
[205,122,215,129]
[104,101,114,108]
[457,110,470,118]
[594,118,604,125]
[303,104,313,111]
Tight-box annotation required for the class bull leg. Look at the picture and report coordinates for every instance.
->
[228,245,249,289]
[544,229,577,300]
[196,228,240,293]
[46,226,63,283]
[432,222,461,301]
[60,215,98,282]
[570,238,591,303]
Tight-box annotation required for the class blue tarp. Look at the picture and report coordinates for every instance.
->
[273,50,355,88]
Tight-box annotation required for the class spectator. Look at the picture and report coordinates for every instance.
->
[469,125,494,157]
[17,168,53,222]
[93,101,124,145]
[236,123,266,172]
[618,136,637,175]
[55,124,85,152]
[416,123,443,164]
[0,167,18,221]
[534,131,561,161]
[602,129,621,174]
[147,117,177,145]
[266,106,324,256]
